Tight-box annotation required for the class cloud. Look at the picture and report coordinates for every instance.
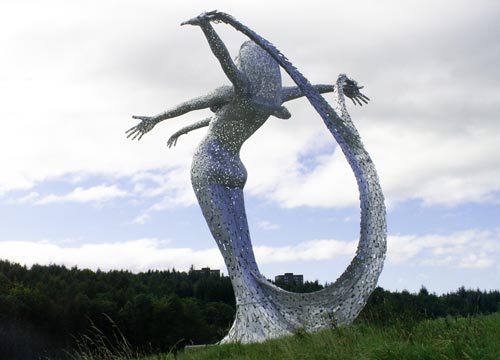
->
[1,228,498,274]
[131,213,150,225]
[388,229,500,269]
[0,238,223,273]
[34,185,128,205]
[0,237,357,273]
[14,192,40,204]
[255,239,357,263]
[129,168,197,212]
[257,220,281,231]
[0,0,499,210]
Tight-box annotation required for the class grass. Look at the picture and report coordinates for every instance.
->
[144,313,500,360]
[66,315,144,360]
[69,313,500,360]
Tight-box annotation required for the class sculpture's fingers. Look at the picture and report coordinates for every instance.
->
[359,96,369,104]
[181,10,217,26]
[359,93,370,101]
[204,10,220,18]
[131,131,143,141]
[181,17,199,26]
[200,10,220,23]
[137,132,147,141]
[126,124,140,133]
[356,97,367,105]
[126,129,138,138]
[351,98,358,106]
[132,115,151,121]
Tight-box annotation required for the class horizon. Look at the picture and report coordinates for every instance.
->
[2,258,498,296]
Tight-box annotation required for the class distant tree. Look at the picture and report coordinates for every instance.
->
[274,280,324,293]
[0,259,498,358]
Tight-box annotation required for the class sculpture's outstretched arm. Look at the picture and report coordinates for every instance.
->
[167,117,211,148]
[182,12,249,95]
[282,84,369,105]
[282,84,334,103]
[126,86,232,141]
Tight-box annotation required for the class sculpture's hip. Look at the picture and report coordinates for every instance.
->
[190,137,264,303]
[190,137,247,189]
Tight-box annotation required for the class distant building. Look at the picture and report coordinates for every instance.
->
[275,272,303,286]
[192,267,221,277]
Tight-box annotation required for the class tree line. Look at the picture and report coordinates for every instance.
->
[0,259,498,359]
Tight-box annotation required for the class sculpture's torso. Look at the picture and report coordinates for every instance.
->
[191,41,282,190]
[191,99,271,189]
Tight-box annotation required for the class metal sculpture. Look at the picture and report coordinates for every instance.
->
[127,11,386,344]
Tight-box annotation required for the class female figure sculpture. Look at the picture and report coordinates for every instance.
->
[127,11,384,344]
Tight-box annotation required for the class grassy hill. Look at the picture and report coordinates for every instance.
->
[73,313,500,360]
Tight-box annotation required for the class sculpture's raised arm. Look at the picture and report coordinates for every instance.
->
[182,11,249,95]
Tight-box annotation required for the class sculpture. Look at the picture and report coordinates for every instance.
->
[127,11,386,344]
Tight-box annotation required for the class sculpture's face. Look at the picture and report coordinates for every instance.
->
[236,41,282,106]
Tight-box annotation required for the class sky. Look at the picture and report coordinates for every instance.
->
[1,0,499,294]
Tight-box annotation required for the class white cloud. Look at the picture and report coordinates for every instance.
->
[0,238,223,273]
[0,0,499,210]
[14,192,40,204]
[255,239,357,263]
[388,229,500,269]
[35,185,128,205]
[257,220,281,231]
[131,213,150,225]
[0,237,357,272]
[1,228,498,275]
[129,168,197,211]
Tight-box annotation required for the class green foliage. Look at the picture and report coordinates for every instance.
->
[156,313,500,360]
[357,286,500,326]
[0,260,235,359]
[0,259,499,359]
[274,279,325,293]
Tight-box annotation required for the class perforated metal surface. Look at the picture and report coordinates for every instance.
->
[129,12,387,344]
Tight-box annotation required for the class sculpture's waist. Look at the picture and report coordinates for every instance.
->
[191,138,247,188]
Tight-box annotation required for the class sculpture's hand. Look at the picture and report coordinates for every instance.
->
[340,76,370,106]
[166,132,183,148]
[273,105,292,120]
[126,116,157,141]
[181,10,221,26]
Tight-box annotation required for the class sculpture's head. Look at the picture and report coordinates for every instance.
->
[236,41,282,106]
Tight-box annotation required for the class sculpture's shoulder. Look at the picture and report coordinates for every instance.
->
[209,85,233,97]
[207,85,235,113]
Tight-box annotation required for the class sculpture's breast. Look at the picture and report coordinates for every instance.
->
[208,103,269,153]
